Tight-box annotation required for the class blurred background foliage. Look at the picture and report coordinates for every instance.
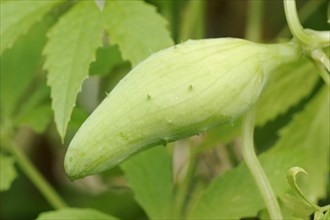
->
[0,0,329,219]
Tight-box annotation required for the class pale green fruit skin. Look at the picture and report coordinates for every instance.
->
[65,38,301,180]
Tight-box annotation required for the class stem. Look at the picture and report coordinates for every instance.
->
[245,0,263,42]
[7,141,67,209]
[277,0,325,38]
[283,0,314,46]
[311,49,330,73]
[328,1,330,24]
[309,49,330,87]
[244,1,282,218]
[179,0,205,41]
[173,1,206,217]
[320,205,330,212]
[173,143,199,219]
[312,60,330,87]
[283,0,330,86]
[242,107,283,219]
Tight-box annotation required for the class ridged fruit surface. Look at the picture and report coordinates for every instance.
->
[65,38,301,180]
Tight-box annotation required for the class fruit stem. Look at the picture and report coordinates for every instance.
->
[277,0,325,38]
[242,107,283,219]
[283,0,314,46]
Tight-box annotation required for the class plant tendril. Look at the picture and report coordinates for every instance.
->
[287,167,320,211]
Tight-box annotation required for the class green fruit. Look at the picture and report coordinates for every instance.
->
[65,38,301,180]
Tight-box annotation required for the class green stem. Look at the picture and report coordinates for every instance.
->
[179,0,205,41]
[328,1,330,24]
[245,0,263,42]
[283,0,314,46]
[7,141,67,209]
[309,49,330,87]
[244,1,283,218]
[283,0,330,87]
[242,107,283,219]
[277,0,325,38]
[173,1,206,217]
[311,49,330,73]
[282,0,329,48]
[320,205,330,212]
[312,59,330,87]
[173,144,198,219]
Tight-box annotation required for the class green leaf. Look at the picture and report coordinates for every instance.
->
[14,82,52,133]
[44,1,103,139]
[271,87,329,200]
[0,16,51,119]
[0,154,17,191]
[256,58,318,126]
[318,208,330,220]
[189,87,329,219]
[121,146,173,220]
[64,107,89,144]
[36,208,120,220]
[279,193,314,218]
[102,1,174,66]
[45,0,173,139]
[89,46,123,76]
[286,166,320,211]
[95,0,106,11]
[197,118,242,153]
[189,159,264,219]
[16,104,52,134]
[0,0,61,54]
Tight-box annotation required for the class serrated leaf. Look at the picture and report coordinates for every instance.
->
[36,208,119,220]
[0,16,51,118]
[44,1,103,139]
[0,154,17,191]
[121,146,173,220]
[89,46,123,76]
[64,107,89,144]
[102,1,174,66]
[0,0,61,54]
[189,87,329,219]
[256,58,318,125]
